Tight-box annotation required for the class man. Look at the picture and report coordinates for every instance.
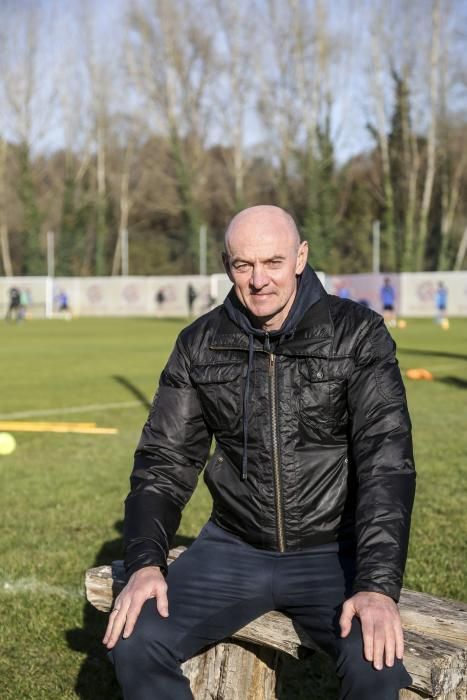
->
[105,206,415,699]
[380,278,397,327]
[187,283,198,316]
[435,281,448,326]
[5,286,21,322]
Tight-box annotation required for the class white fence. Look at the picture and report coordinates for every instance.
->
[327,271,467,317]
[1,271,466,318]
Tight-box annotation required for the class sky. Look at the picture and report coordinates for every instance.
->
[1,0,466,164]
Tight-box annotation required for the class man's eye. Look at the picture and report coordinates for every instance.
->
[268,261,282,268]
[234,263,250,271]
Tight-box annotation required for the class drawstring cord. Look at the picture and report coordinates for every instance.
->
[241,333,255,480]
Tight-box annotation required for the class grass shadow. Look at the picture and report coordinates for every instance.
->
[113,375,151,411]
[67,521,125,700]
[67,523,196,699]
[438,376,467,390]
[399,348,467,361]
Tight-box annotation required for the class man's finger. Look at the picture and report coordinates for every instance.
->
[155,587,169,618]
[360,615,374,663]
[395,622,404,660]
[339,601,354,638]
[119,592,149,640]
[105,596,137,649]
[372,623,385,670]
[103,605,123,645]
[383,623,396,668]
[105,609,128,649]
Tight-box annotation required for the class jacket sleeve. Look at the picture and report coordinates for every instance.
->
[123,333,212,577]
[347,315,416,601]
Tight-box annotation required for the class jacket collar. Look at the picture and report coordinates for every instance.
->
[210,265,334,357]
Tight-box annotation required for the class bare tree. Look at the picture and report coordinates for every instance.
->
[0,3,56,274]
[256,1,297,209]
[210,0,255,212]
[416,0,442,270]
[126,0,216,271]
[367,5,397,270]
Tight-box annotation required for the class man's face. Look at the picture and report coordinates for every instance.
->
[223,211,308,330]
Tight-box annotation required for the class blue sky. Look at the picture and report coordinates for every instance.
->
[1,0,466,163]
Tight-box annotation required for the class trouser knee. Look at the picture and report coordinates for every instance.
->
[110,626,181,690]
[336,623,411,700]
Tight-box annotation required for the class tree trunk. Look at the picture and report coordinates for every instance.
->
[0,138,13,276]
[454,225,467,270]
[438,152,467,270]
[416,0,441,270]
[95,121,107,275]
[112,149,131,276]
[370,24,396,270]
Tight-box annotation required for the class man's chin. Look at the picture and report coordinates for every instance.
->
[249,302,278,318]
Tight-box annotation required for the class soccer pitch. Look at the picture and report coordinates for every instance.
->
[0,317,466,699]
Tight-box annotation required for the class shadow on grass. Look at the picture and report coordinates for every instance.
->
[399,348,467,361]
[67,522,196,699]
[113,375,151,411]
[438,376,467,390]
[67,520,125,699]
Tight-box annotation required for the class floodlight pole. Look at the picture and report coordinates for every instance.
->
[372,220,380,274]
[45,230,55,318]
[199,224,207,276]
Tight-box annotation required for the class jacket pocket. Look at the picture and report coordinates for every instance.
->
[298,359,348,426]
[190,363,244,431]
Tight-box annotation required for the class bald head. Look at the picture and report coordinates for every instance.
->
[224,205,300,254]
[222,205,308,331]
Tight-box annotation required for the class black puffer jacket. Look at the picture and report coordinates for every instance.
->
[124,266,416,601]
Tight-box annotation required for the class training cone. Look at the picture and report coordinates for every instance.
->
[397,319,407,329]
[0,432,17,455]
[440,318,450,330]
[406,368,434,381]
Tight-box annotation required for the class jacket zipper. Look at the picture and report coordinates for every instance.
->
[269,351,286,552]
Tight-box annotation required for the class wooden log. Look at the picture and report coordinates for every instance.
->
[399,589,467,647]
[181,641,280,700]
[85,552,467,700]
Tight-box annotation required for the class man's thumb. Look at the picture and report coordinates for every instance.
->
[156,590,169,618]
[339,601,354,638]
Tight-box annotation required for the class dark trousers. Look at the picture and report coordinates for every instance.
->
[111,521,411,699]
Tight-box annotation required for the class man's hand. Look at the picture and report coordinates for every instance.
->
[103,566,168,650]
[339,591,403,670]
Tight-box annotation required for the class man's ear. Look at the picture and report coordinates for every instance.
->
[295,240,309,274]
[222,252,234,282]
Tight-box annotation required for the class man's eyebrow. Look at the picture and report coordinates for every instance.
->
[230,254,287,263]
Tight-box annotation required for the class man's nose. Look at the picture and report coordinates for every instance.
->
[250,265,268,290]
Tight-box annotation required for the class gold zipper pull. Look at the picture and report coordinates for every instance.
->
[269,353,275,374]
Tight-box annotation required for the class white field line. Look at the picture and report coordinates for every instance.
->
[1,577,84,599]
[0,401,142,420]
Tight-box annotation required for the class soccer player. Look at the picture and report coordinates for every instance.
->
[380,277,396,327]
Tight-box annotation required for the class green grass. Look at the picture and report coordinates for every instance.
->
[0,317,466,699]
